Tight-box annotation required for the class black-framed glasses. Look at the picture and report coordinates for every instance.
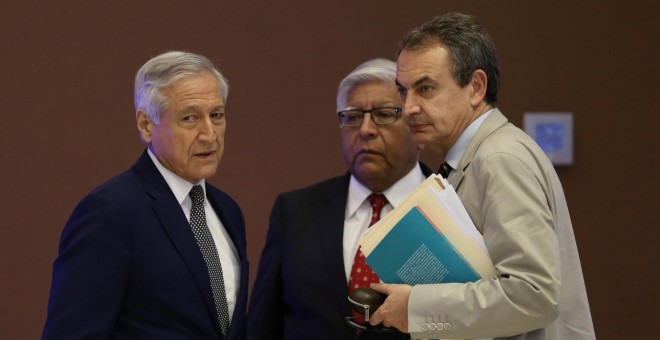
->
[337,107,402,127]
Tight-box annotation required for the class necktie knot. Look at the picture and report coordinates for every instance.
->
[438,162,453,178]
[367,193,387,227]
[190,185,205,206]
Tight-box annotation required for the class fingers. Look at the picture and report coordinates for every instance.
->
[370,282,389,294]
[369,309,383,326]
[366,283,412,332]
[368,283,388,326]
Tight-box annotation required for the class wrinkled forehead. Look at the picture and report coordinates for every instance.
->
[396,46,452,87]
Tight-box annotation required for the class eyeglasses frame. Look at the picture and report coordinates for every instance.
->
[337,107,403,127]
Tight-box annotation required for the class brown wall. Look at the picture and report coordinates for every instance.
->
[1,1,657,338]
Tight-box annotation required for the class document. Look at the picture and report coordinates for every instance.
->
[360,175,495,284]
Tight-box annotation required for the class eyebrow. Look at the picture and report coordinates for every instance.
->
[396,76,434,89]
[179,104,225,113]
[412,76,434,88]
[341,103,399,111]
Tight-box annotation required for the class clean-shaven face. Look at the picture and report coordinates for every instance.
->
[396,44,477,154]
[340,81,418,192]
[143,72,226,183]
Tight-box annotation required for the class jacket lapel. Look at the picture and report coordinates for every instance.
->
[205,187,247,339]
[133,151,222,336]
[450,108,508,189]
[321,167,431,313]
[206,189,247,264]
[317,174,352,315]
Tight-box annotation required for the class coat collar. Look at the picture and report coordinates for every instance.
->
[447,108,509,189]
[316,173,353,315]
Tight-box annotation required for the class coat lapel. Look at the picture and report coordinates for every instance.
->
[319,167,431,314]
[206,189,247,264]
[450,108,508,189]
[205,187,247,339]
[133,151,221,336]
[317,174,352,315]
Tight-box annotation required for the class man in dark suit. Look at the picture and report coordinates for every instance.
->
[43,51,248,339]
[247,58,431,340]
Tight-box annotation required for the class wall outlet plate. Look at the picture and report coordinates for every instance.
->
[523,112,573,166]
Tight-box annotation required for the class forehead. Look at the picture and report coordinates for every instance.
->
[163,72,224,107]
[346,81,399,105]
[396,45,453,86]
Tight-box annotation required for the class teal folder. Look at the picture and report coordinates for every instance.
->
[366,206,480,285]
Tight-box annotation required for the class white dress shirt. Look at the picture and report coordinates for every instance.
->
[444,108,493,170]
[342,163,426,280]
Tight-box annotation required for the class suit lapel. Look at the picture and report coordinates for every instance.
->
[206,189,246,263]
[317,174,352,315]
[133,151,222,336]
[451,108,509,189]
[153,196,219,317]
[420,162,434,177]
[319,167,431,314]
[205,186,247,339]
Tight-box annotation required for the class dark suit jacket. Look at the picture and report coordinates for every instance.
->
[43,150,248,339]
[247,165,431,340]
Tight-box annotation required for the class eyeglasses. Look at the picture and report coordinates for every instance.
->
[337,107,402,127]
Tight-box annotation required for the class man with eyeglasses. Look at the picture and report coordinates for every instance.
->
[247,58,431,340]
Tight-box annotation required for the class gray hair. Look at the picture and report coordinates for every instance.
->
[336,58,397,111]
[134,51,229,123]
[397,12,500,104]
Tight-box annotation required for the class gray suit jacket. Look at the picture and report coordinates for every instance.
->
[408,109,595,340]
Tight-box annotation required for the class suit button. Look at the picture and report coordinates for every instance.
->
[436,322,444,330]
[443,322,452,331]
[422,323,429,331]
[428,323,437,330]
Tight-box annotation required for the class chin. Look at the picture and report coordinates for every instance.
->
[355,161,383,172]
[355,168,388,183]
[412,134,434,148]
[195,167,218,181]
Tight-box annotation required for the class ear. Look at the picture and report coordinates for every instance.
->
[469,69,488,107]
[136,110,153,144]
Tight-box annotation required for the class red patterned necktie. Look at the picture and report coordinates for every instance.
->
[348,193,388,294]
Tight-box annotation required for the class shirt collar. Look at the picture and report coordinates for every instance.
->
[147,148,205,204]
[346,163,425,218]
[444,108,494,169]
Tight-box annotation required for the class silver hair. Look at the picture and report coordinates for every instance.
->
[336,58,397,112]
[134,51,229,124]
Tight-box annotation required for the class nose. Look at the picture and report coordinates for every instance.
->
[358,113,378,138]
[402,94,420,118]
[198,116,217,142]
